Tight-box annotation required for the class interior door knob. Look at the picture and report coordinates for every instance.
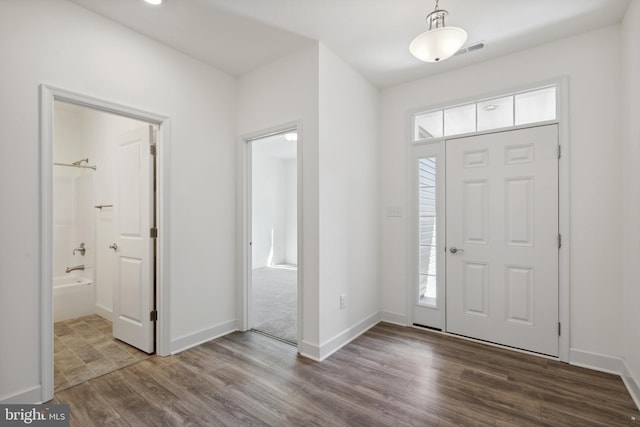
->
[449,247,464,254]
[109,243,118,251]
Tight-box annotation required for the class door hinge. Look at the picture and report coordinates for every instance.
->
[150,143,157,156]
[558,322,561,336]
[150,310,158,322]
[558,145,561,159]
[150,227,158,238]
[558,233,562,249]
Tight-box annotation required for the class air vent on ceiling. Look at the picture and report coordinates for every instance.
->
[454,41,485,57]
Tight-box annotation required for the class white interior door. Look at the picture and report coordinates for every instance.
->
[112,125,155,354]
[445,125,559,356]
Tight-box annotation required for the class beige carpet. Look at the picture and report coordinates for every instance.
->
[252,266,297,344]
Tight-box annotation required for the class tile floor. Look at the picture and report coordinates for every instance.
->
[54,314,152,392]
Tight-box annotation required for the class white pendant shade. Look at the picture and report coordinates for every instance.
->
[409,26,468,62]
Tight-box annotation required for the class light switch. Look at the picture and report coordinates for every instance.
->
[386,206,402,217]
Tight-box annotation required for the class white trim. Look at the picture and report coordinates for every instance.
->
[170,320,238,354]
[557,76,571,362]
[409,78,563,144]
[568,349,640,410]
[569,348,625,375]
[0,386,43,405]
[404,76,570,362]
[298,341,321,361]
[622,360,640,411]
[312,312,380,361]
[237,121,303,350]
[94,304,113,322]
[39,85,172,403]
[380,310,409,326]
[417,120,558,145]
[39,85,55,405]
[407,141,446,330]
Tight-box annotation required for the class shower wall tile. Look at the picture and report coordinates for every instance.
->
[53,176,73,226]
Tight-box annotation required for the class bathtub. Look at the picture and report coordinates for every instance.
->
[53,275,96,322]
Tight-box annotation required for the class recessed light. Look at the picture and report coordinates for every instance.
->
[284,133,298,142]
[144,0,162,5]
[483,104,498,111]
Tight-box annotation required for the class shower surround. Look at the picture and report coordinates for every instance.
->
[53,163,96,321]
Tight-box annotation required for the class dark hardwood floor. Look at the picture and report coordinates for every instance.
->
[52,322,640,426]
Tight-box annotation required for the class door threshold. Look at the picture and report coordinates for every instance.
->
[250,329,297,347]
[412,323,442,332]
[410,325,559,361]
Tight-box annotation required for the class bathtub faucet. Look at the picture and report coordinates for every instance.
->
[65,265,85,273]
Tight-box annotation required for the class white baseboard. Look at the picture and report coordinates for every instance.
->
[317,312,381,361]
[298,312,382,362]
[379,310,409,326]
[622,360,640,411]
[94,304,113,322]
[298,341,321,361]
[170,319,238,354]
[570,348,640,411]
[0,385,42,404]
[569,348,624,375]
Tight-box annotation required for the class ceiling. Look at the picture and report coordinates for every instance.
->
[69,0,630,88]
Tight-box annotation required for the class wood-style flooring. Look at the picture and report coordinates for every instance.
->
[52,322,640,426]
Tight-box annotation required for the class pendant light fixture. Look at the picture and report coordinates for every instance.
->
[409,0,468,63]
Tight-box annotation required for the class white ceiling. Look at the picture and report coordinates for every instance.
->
[69,0,631,88]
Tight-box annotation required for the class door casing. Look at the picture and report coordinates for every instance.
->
[406,77,570,361]
[39,85,171,402]
[237,121,303,348]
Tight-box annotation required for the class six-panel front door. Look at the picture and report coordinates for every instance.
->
[445,125,559,356]
[112,125,155,354]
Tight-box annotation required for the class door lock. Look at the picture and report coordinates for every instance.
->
[449,247,464,254]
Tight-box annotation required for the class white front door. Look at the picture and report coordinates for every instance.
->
[112,125,155,354]
[445,125,559,356]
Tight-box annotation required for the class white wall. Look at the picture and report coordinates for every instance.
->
[317,44,379,349]
[379,26,624,358]
[237,44,321,347]
[0,0,236,402]
[621,0,640,403]
[251,148,289,268]
[238,43,379,357]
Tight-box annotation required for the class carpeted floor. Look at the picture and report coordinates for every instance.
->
[252,266,297,344]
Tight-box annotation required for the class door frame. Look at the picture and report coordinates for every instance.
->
[39,85,172,402]
[406,77,570,361]
[237,121,303,348]
[409,141,446,330]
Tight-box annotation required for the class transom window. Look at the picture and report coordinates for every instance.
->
[413,86,556,142]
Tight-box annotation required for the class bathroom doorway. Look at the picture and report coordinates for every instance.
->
[247,129,299,345]
[42,88,168,399]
